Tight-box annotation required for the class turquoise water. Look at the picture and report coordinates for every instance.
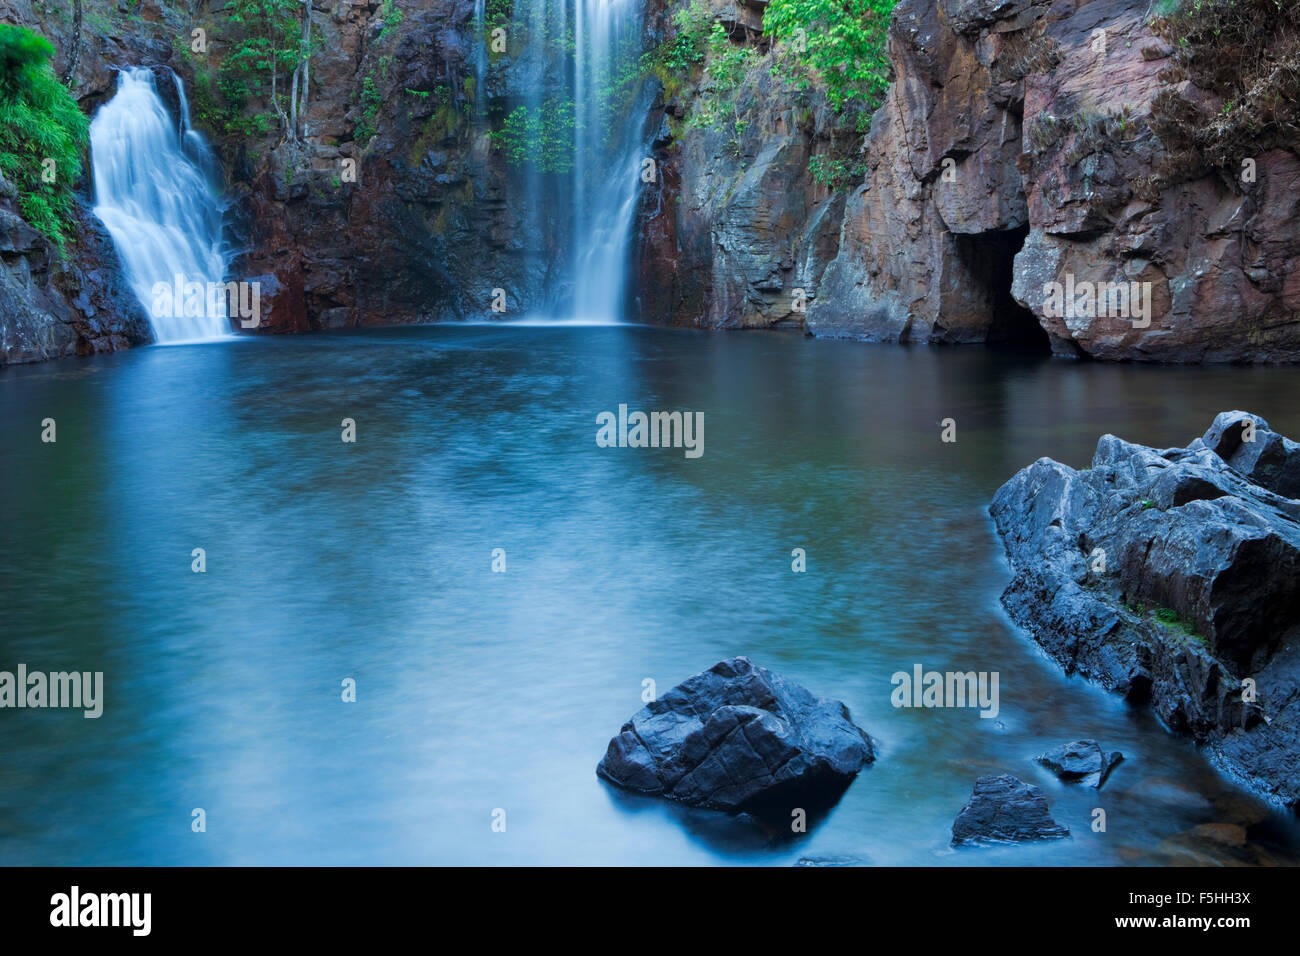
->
[2,325,1298,865]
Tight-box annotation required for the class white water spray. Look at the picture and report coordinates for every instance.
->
[90,68,230,343]
[568,0,654,321]
[472,0,488,117]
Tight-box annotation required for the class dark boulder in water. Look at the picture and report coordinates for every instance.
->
[596,657,874,814]
[1035,740,1124,789]
[990,411,1300,809]
[951,774,1070,846]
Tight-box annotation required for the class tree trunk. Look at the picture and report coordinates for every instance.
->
[272,66,292,144]
[289,1,312,143]
[290,65,299,136]
[300,1,311,140]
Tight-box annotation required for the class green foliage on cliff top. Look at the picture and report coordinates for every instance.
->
[0,24,88,253]
[379,0,403,36]
[218,0,304,135]
[649,0,895,188]
[659,0,709,75]
[763,0,897,113]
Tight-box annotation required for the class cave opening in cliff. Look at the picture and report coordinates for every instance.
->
[963,224,1051,354]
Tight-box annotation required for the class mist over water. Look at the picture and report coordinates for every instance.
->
[2,326,1298,865]
[89,68,229,343]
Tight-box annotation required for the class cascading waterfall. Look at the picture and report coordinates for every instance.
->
[90,67,230,343]
[472,0,488,117]
[521,0,564,299]
[568,0,655,321]
[484,0,654,321]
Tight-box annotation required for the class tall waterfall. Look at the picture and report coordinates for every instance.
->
[472,0,488,117]
[90,68,230,343]
[569,0,654,321]
[482,0,654,321]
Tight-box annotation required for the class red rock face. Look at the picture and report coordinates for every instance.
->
[5,0,1297,363]
[228,0,507,334]
[809,0,1300,362]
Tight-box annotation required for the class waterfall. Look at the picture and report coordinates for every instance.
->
[472,0,487,117]
[567,0,654,321]
[484,0,654,321]
[90,68,231,343]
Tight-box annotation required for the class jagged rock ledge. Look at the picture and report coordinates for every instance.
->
[990,411,1300,809]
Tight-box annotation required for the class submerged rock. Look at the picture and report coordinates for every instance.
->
[794,855,870,867]
[951,775,1070,846]
[1035,740,1124,789]
[990,412,1300,809]
[596,657,875,814]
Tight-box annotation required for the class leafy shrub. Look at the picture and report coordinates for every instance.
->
[218,0,304,136]
[489,98,576,174]
[704,22,754,92]
[809,154,865,189]
[0,25,88,252]
[379,0,402,36]
[662,0,710,72]
[763,0,897,113]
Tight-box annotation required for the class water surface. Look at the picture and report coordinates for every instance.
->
[2,326,1298,865]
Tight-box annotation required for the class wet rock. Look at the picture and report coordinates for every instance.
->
[951,774,1070,846]
[1035,740,1123,789]
[794,855,869,867]
[1202,411,1300,500]
[0,193,148,365]
[990,412,1300,809]
[596,657,875,813]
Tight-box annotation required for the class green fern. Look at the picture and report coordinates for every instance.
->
[0,24,89,253]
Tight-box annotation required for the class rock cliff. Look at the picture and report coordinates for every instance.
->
[4,0,1299,363]
[991,411,1300,808]
[806,0,1300,360]
[632,0,851,329]
[644,0,1300,361]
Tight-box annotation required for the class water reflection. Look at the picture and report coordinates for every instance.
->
[1,327,1298,865]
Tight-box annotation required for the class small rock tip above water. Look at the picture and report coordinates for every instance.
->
[1036,740,1124,790]
[952,774,1071,847]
